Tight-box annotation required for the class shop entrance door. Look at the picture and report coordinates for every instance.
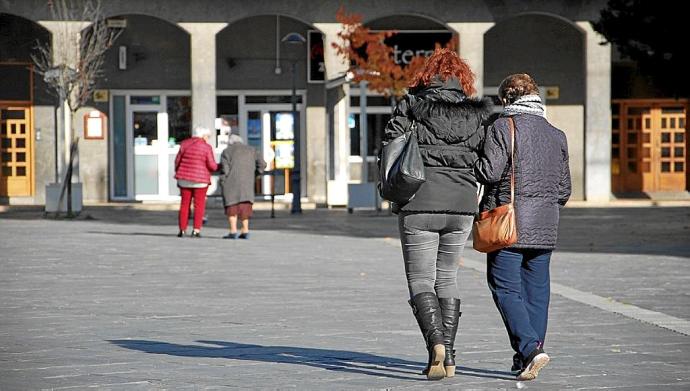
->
[111,93,193,201]
[612,100,688,193]
[0,105,33,197]
[240,105,302,197]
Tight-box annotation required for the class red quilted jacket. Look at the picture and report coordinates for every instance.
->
[174,137,218,184]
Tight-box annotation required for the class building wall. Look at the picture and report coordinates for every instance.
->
[0,0,612,205]
[484,14,586,200]
[98,15,191,90]
[216,15,309,91]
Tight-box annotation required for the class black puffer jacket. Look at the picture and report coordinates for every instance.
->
[383,77,491,214]
[475,114,571,249]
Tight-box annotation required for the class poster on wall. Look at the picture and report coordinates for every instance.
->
[271,140,294,169]
[308,30,325,83]
[274,113,294,140]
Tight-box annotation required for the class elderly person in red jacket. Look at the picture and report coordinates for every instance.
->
[174,126,218,238]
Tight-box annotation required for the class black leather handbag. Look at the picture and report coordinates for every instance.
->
[377,119,426,204]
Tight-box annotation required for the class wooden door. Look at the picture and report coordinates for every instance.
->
[0,105,34,196]
[612,100,688,193]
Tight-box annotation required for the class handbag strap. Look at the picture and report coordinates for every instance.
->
[507,117,516,203]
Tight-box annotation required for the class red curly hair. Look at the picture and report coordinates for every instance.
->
[409,48,476,96]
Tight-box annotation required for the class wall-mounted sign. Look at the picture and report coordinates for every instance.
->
[362,31,456,66]
[93,89,108,102]
[308,30,325,83]
[106,18,127,28]
[545,86,560,100]
[84,110,106,140]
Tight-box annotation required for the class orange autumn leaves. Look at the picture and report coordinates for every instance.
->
[332,6,455,98]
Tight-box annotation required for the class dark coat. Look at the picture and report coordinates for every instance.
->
[174,137,218,184]
[383,77,492,214]
[475,114,571,249]
[219,144,266,206]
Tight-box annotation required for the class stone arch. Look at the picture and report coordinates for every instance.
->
[216,14,320,91]
[97,14,191,90]
[484,12,585,105]
[0,12,53,104]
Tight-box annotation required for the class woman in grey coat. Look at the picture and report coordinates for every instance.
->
[219,135,266,239]
[475,73,571,381]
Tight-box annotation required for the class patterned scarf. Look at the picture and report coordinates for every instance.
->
[503,95,546,118]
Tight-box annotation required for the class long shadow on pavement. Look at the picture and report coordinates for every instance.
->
[109,339,514,381]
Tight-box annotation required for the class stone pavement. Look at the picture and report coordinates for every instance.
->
[0,204,689,390]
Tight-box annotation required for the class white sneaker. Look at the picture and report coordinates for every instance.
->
[517,352,550,381]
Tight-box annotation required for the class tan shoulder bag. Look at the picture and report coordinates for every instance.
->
[472,117,518,253]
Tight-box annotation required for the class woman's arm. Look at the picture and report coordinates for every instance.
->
[206,145,218,172]
[474,119,511,184]
[558,136,572,207]
[383,96,414,142]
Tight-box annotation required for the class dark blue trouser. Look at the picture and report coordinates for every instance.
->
[486,248,552,360]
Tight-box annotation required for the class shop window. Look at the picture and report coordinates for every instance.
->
[167,96,192,144]
[1,138,10,148]
[661,133,671,143]
[16,166,25,176]
[130,96,160,105]
[627,132,637,144]
[611,147,619,158]
[350,113,391,156]
[661,162,671,172]
[675,132,685,143]
[612,133,619,144]
[16,138,24,148]
[627,148,636,159]
[2,166,11,176]
[661,118,667,128]
[675,147,684,157]
[670,118,676,129]
[661,147,670,158]
[245,95,302,104]
[675,162,684,172]
[612,118,619,129]
[627,162,637,173]
[16,152,25,162]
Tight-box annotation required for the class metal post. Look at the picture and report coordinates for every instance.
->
[359,80,368,183]
[290,60,302,214]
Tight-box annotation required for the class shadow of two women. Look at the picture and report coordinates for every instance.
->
[109,339,515,381]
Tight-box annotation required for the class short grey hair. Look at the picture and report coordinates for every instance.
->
[228,134,244,145]
[193,126,211,138]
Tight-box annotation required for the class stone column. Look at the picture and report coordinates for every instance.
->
[578,21,612,202]
[178,23,227,147]
[314,23,350,206]
[448,22,494,97]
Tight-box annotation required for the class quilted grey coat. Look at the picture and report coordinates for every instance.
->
[475,114,571,249]
[219,144,266,206]
[383,77,492,214]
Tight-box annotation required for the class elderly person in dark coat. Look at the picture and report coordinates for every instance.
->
[475,73,571,382]
[219,134,266,239]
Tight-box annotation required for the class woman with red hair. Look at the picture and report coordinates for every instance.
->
[383,48,491,380]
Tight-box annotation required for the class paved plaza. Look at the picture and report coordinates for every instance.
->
[1,204,689,390]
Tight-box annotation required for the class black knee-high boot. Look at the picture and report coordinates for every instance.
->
[438,297,461,377]
[409,292,446,380]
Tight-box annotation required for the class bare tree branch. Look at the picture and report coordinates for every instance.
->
[31,0,121,112]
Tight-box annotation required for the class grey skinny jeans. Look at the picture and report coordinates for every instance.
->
[398,213,474,299]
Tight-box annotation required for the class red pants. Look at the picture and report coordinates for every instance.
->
[178,186,208,231]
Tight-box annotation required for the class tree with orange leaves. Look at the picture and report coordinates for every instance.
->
[332,6,454,99]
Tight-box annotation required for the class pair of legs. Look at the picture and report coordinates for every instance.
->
[178,186,208,233]
[399,213,473,379]
[225,202,253,238]
[486,248,551,363]
[399,213,473,299]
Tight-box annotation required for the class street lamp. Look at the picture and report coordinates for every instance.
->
[281,32,306,214]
